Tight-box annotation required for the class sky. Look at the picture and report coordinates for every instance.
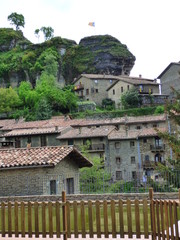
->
[0,0,180,80]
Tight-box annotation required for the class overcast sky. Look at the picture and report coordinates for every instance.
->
[1,0,180,79]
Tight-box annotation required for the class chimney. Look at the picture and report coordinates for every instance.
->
[139,74,142,78]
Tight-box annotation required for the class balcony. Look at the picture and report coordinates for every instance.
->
[143,160,155,169]
[88,143,105,151]
[74,143,105,152]
[150,144,165,151]
[143,160,166,169]
[74,84,84,91]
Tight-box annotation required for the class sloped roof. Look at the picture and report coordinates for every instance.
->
[0,146,92,169]
[57,125,115,139]
[73,73,158,88]
[0,119,17,128]
[157,62,180,79]
[71,114,166,127]
[3,127,65,137]
[108,127,167,140]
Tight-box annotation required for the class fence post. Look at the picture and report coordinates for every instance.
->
[149,188,155,240]
[62,191,67,240]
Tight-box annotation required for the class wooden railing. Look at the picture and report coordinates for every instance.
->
[0,189,179,239]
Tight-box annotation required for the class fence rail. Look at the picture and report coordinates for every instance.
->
[0,189,179,239]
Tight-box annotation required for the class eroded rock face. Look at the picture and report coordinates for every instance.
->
[79,35,135,76]
[0,29,136,87]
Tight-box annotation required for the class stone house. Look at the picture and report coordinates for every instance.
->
[0,114,172,182]
[157,62,180,98]
[57,125,115,161]
[73,74,161,108]
[107,127,170,182]
[73,74,118,106]
[0,146,92,196]
[107,76,161,108]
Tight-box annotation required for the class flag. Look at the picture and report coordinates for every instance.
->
[88,22,95,27]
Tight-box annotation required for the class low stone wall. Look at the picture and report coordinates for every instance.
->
[0,192,179,202]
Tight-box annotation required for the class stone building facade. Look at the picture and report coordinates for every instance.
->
[0,114,173,183]
[157,62,180,98]
[74,74,161,108]
[0,146,92,196]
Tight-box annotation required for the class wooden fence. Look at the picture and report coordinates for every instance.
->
[0,189,179,239]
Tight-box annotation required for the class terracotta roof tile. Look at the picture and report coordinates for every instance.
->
[0,146,92,169]
[57,125,115,139]
[3,127,65,137]
[108,127,167,140]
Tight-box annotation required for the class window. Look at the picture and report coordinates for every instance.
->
[50,180,56,195]
[130,141,135,147]
[145,155,149,161]
[153,124,158,128]
[68,139,74,146]
[116,157,121,164]
[121,87,123,93]
[66,178,74,194]
[115,142,121,148]
[95,89,98,93]
[91,88,94,93]
[143,138,147,143]
[136,126,141,130]
[41,135,47,146]
[27,136,31,144]
[131,156,136,164]
[132,171,137,180]
[113,89,115,95]
[86,89,89,95]
[15,137,21,148]
[127,85,130,90]
[99,137,103,141]
[116,171,122,180]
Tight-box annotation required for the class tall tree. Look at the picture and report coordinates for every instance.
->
[0,87,21,116]
[7,12,25,30]
[40,26,54,41]
[34,29,40,42]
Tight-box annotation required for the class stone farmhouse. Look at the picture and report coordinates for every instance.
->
[73,74,166,108]
[0,114,172,184]
[0,146,92,196]
[157,62,180,99]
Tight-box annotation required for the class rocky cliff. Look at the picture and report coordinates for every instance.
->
[0,28,135,87]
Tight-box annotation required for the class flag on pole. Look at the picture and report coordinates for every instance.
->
[88,22,95,27]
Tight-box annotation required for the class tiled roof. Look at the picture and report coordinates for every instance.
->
[108,127,167,140]
[1,117,81,131]
[108,129,139,140]
[3,127,65,137]
[57,125,115,139]
[74,74,158,87]
[71,114,166,127]
[0,146,92,169]
[0,119,17,128]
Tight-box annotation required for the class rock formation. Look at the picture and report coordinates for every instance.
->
[0,28,135,87]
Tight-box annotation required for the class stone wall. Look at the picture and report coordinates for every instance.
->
[0,157,80,197]
[0,192,178,202]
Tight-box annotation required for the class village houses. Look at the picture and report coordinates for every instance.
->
[73,74,167,108]
[0,114,171,186]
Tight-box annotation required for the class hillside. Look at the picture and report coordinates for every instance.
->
[0,28,135,87]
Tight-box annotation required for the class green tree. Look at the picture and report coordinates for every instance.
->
[7,12,25,30]
[40,26,54,41]
[35,98,52,120]
[34,29,40,42]
[0,87,20,116]
[155,88,180,189]
[121,87,141,109]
